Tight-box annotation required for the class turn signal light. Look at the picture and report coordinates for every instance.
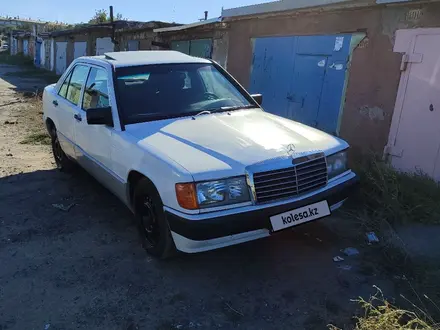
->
[175,183,198,210]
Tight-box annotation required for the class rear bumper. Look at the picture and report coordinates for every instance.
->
[166,172,359,253]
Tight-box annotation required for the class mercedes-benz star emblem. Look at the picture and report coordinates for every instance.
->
[286,144,296,156]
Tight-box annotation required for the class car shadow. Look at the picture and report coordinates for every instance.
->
[0,166,390,330]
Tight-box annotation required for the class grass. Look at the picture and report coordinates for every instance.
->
[331,155,440,329]
[348,155,440,225]
[329,287,438,330]
[19,96,51,146]
[20,132,51,145]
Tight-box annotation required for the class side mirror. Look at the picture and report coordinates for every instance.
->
[86,107,114,126]
[251,94,263,106]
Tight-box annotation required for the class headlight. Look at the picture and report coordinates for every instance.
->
[326,151,348,179]
[196,177,250,208]
[175,177,250,210]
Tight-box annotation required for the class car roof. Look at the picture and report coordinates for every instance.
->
[80,50,212,68]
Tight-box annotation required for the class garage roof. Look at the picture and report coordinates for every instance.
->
[221,0,354,17]
[153,17,222,33]
[221,0,423,18]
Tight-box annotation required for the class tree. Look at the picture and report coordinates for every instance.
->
[88,9,124,24]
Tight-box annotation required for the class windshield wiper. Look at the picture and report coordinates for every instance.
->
[205,104,255,112]
[221,105,255,111]
[192,105,253,118]
[194,110,212,117]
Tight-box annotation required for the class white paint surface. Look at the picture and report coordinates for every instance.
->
[11,38,17,55]
[96,37,114,55]
[50,39,55,71]
[334,37,344,51]
[318,59,326,67]
[387,29,440,180]
[74,41,87,59]
[126,109,348,182]
[330,63,344,70]
[40,40,45,67]
[23,39,28,56]
[55,41,67,75]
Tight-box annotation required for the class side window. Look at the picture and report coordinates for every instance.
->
[58,71,73,99]
[63,65,89,105]
[82,68,110,110]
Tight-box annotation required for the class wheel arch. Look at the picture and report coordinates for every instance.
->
[45,117,56,137]
[127,170,159,209]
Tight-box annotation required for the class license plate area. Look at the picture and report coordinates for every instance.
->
[270,200,331,232]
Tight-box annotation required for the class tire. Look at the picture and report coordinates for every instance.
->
[50,128,76,172]
[133,178,177,259]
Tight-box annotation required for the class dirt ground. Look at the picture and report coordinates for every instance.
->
[0,63,396,330]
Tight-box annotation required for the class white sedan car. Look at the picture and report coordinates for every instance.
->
[43,51,358,259]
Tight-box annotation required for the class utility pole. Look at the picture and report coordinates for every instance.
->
[109,5,116,46]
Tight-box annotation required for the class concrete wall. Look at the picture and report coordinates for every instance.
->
[116,29,156,51]
[225,2,440,153]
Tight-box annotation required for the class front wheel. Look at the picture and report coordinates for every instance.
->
[51,129,76,172]
[134,178,177,259]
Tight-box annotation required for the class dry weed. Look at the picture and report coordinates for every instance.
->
[329,287,438,330]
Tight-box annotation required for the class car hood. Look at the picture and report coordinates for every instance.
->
[125,109,348,181]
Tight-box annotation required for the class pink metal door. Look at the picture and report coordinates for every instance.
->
[386,30,440,179]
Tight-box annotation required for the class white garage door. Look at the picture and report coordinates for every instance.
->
[386,29,440,180]
[40,40,46,67]
[74,41,87,59]
[23,40,28,56]
[96,37,114,55]
[55,42,67,75]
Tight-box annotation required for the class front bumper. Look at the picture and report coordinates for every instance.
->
[166,172,359,253]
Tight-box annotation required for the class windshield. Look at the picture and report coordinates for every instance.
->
[115,63,255,124]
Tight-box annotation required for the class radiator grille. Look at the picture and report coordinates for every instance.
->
[253,156,328,203]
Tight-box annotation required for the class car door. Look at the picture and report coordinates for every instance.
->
[74,66,115,187]
[54,64,89,158]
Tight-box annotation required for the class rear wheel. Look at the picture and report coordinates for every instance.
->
[50,128,76,172]
[134,178,177,259]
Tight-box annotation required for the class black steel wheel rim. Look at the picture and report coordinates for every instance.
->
[53,137,63,164]
[140,196,160,247]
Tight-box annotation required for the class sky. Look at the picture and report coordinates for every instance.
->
[1,0,274,24]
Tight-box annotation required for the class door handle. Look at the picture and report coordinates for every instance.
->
[52,100,58,106]
[74,113,82,122]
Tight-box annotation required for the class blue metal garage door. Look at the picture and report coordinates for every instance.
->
[250,34,352,134]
